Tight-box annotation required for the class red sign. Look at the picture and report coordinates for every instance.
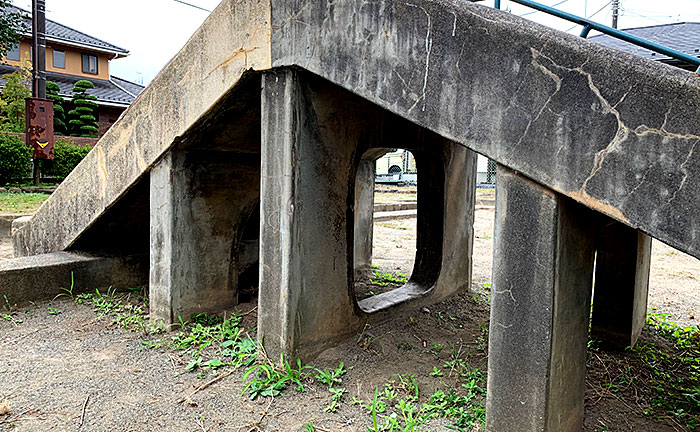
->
[25,97,54,159]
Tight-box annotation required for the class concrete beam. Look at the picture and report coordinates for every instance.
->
[149,150,260,323]
[591,219,651,349]
[0,252,147,306]
[486,166,595,432]
[272,0,700,260]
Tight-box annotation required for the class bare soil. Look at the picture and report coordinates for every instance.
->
[1,189,698,431]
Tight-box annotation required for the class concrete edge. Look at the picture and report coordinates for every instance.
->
[0,252,148,307]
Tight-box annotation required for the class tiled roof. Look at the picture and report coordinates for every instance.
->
[5,6,129,55]
[589,22,700,64]
[110,75,145,98]
[0,65,143,107]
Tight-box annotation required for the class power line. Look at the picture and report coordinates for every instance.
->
[563,0,612,32]
[171,0,211,12]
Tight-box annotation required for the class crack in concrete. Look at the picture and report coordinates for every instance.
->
[662,138,700,210]
[494,282,517,303]
[405,2,432,113]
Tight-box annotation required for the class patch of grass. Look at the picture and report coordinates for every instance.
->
[590,311,700,430]
[359,371,486,431]
[370,271,408,287]
[242,354,311,399]
[0,191,48,214]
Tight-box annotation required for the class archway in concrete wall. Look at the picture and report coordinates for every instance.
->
[353,146,447,313]
[353,148,418,303]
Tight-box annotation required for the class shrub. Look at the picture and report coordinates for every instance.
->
[41,138,91,179]
[46,81,66,135]
[0,133,31,185]
[67,80,99,138]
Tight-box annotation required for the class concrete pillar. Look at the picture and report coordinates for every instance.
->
[258,69,478,361]
[354,158,375,270]
[149,150,259,324]
[258,69,362,361]
[486,166,596,432]
[591,219,651,349]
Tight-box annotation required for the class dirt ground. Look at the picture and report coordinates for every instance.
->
[1,189,699,431]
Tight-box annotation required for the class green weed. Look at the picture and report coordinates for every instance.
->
[370,271,408,287]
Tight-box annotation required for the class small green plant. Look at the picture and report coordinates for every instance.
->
[324,387,347,413]
[46,81,66,135]
[54,272,76,301]
[314,362,347,388]
[0,62,31,133]
[429,366,444,377]
[369,271,408,287]
[301,422,315,432]
[242,355,311,400]
[47,306,61,315]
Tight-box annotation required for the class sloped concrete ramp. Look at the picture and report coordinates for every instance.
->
[6,1,700,431]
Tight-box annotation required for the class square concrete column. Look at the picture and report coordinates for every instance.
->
[150,150,259,324]
[486,166,596,432]
[591,219,651,349]
[353,158,376,270]
[258,69,362,361]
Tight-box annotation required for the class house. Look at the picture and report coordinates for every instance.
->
[589,22,700,72]
[0,6,144,137]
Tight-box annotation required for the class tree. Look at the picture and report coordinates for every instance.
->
[0,60,30,132]
[46,81,66,135]
[0,1,27,58]
[67,80,99,137]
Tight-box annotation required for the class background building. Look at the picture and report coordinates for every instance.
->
[0,6,144,137]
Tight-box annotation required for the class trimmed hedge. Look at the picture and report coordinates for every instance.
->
[41,138,92,179]
[0,133,31,185]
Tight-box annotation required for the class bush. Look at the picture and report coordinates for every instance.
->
[0,133,31,185]
[41,138,92,179]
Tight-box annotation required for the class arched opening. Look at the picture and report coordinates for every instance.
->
[354,147,443,311]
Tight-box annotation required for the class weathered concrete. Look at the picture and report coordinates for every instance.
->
[0,252,147,306]
[487,166,596,432]
[591,219,652,349]
[258,70,476,360]
[271,0,700,260]
[353,158,376,270]
[0,214,28,238]
[149,150,260,323]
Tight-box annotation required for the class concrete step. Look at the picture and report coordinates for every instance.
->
[0,214,29,238]
[374,209,417,221]
[374,201,418,212]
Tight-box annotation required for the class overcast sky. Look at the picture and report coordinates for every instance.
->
[10,0,700,86]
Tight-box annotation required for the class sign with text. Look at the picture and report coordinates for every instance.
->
[25,97,54,159]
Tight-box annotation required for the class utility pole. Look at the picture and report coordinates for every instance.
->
[612,0,620,29]
[28,0,53,185]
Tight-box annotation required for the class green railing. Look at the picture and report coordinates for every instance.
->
[494,0,700,72]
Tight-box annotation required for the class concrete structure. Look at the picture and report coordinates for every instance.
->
[4,0,700,430]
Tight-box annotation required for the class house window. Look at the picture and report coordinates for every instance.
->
[6,43,19,61]
[53,49,65,68]
[81,53,97,74]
